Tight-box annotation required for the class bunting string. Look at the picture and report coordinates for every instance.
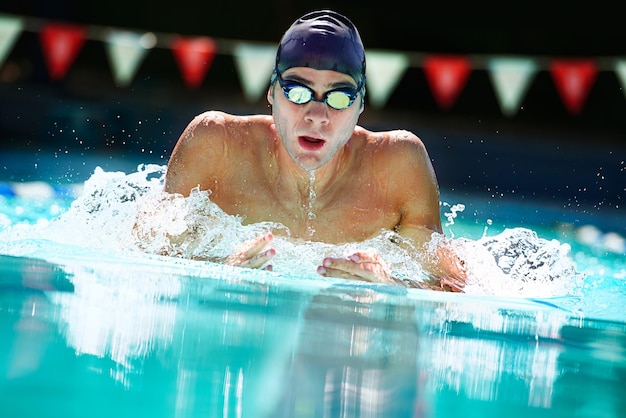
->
[1,12,625,116]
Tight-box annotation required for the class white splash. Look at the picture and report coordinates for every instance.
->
[0,165,583,298]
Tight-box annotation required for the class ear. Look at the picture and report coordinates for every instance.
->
[267,85,274,105]
[358,90,366,115]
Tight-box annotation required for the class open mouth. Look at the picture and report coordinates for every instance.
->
[298,136,326,151]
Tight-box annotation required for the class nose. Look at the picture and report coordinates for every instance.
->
[304,100,330,125]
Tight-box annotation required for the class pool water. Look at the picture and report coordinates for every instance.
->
[0,165,625,418]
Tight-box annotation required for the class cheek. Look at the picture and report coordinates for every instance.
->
[272,97,301,127]
[340,111,361,138]
[341,108,361,130]
[271,108,290,140]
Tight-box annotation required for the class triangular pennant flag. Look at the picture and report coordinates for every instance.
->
[104,30,155,87]
[549,59,598,115]
[364,50,409,108]
[487,57,538,117]
[423,55,471,110]
[39,22,86,81]
[613,60,626,101]
[171,36,217,89]
[0,14,23,68]
[233,43,276,102]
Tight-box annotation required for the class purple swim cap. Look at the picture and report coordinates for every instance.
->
[273,10,366,84]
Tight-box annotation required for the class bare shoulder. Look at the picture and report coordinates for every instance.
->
[191,110,272,128]
[165,111,271,194]
[185,111,270,137]
[356,126,430,166]
[356,126,438,201]
[354,127,441,232]
[176,111,272,152]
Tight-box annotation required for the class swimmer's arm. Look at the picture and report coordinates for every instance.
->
[396,224,467,292]
[315,234,465,291]
[164,111,229,196]
[392,131,467,290]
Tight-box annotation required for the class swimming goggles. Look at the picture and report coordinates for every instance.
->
[275,69,365,110]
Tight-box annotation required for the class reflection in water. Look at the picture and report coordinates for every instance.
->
[0,255,74,381]
[1,256,626,417]
[555,323,626,417]
[50,266,182,386]
[422,310,563,409]
[273,287,422,417]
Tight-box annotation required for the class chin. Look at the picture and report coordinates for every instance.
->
[296,157,323,172]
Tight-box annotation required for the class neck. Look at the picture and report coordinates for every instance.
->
[273,145,351,200]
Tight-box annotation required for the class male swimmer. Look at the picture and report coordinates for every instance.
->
[163,10,467,291]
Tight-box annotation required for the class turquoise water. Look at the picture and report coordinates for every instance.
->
[0,164,625,417]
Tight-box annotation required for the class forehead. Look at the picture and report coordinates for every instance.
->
[282,67,357,88]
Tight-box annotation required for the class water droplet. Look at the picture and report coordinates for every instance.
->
[306,171,317,237]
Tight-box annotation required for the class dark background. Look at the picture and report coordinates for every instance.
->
[0,1,624,233]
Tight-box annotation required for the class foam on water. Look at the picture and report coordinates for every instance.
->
[0,164,584,298]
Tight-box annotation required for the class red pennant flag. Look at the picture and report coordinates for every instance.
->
[550,59,598,115]
[171,36,217,89]
[423,55,471,110]
[39,22,86,81]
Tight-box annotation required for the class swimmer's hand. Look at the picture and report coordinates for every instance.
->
[225,232,276,271]
[418,274,465,293]
[316,247,467,292]
[437,268,466,292]
[415,259,467,293]
[317,250,396,285]
[432,245,467,292]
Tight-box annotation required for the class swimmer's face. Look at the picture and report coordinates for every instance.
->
[267,67,364,172]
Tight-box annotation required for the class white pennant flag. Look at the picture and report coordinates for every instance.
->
[487,57,538,117]
[365,50,409,108]
[614,60,626,101]
[0,14,23,68]
[105,30,156,87]
[233,43,276,102]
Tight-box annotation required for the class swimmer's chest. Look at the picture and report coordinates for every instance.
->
[210,173,400,243]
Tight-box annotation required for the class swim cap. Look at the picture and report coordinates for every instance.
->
[273,10,366,84]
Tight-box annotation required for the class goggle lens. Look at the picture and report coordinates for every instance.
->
[286,85,313,105]
[326,91,352,109]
